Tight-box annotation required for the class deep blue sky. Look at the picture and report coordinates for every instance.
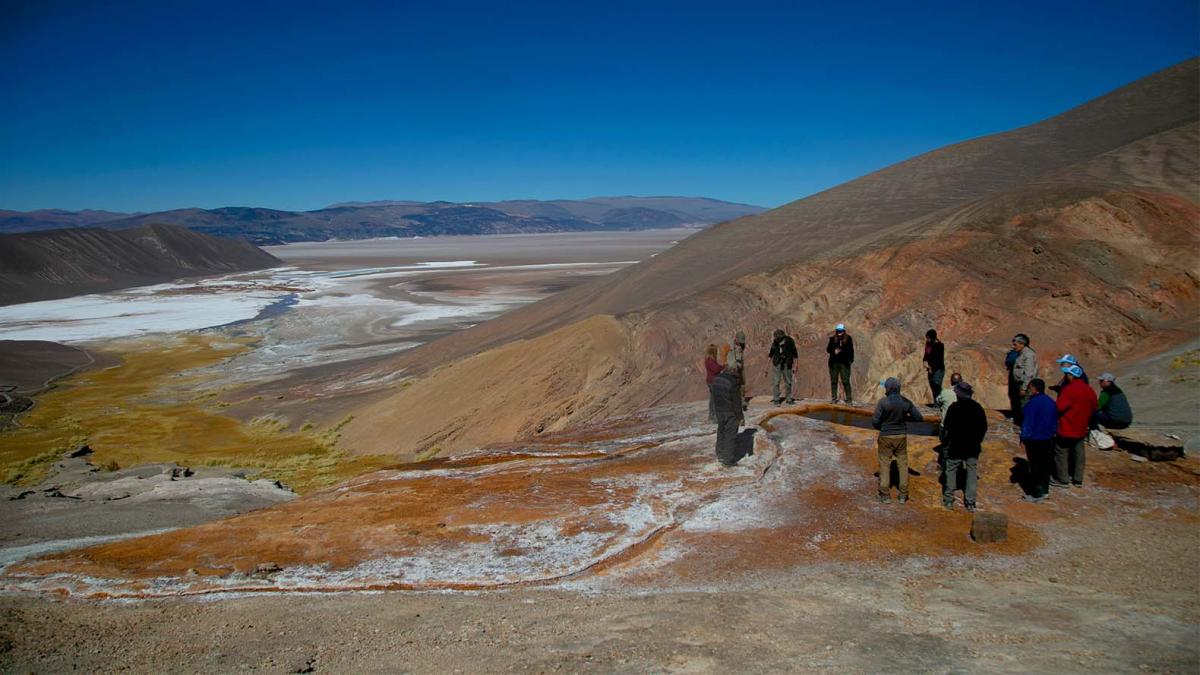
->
[1,1,1196,212]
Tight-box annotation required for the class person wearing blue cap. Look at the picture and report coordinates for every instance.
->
[1050,353,1089,393]
[1053,364,1098,487]
[826,323,855,403]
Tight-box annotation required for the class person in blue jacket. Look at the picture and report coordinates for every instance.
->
[1020,378,1058,503]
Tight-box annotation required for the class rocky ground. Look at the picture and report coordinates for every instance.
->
[1,399,1196,672]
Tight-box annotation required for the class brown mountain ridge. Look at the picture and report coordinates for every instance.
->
[337,58,1200,459]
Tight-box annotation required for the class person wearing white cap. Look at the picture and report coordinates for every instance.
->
[826,323,855,403]
[1094,372,1133,429]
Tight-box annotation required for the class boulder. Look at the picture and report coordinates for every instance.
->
[1109,428,1186,461]
[970,511,1008,543]
[65,444,93,458]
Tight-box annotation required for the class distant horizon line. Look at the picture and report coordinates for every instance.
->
[2,194,775,216]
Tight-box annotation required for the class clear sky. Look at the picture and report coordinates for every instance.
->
[1,0,1196,213]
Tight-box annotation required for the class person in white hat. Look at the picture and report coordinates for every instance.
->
[826,323,854,403]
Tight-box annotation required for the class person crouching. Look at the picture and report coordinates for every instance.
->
[941,381,988,512]
[710,361,746,466]
[871,377,923,503]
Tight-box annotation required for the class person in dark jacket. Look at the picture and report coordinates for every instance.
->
[1093,372,1133,429]
[1020,378,1057,502]
[871,377,923,503]
[923,329,946,404]
[827,323,855,403]
[941,381,988,511]
[768,328,798,405]
[710,362,746,466]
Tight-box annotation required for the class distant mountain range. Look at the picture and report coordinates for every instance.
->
[0,197,765,245]
[0,224,280,306]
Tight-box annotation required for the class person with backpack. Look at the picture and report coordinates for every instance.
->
[871,377,923,503]
[941,381,988,511]
[827,323,855,403]
[731,330,749,411]
[923,329,946,405]
[768,328,798,405]
[1053,364,1098,488]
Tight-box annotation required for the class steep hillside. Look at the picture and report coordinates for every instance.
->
[3,197,765,244]
[0,224,281,305]
[340,59,1200,459]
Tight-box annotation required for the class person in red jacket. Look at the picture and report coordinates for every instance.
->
[704,344,724,423]
[1053,364,1098,488]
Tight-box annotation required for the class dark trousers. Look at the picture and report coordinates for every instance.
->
[1054,435,1086,485]
[1008,380,1024,425]
[830,363,852,401]
[715,414,740,466]
[1024,438,1054,498]
[943,456,978,506]
[928,368,944,402]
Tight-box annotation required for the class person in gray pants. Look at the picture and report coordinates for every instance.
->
[941,381,988,511]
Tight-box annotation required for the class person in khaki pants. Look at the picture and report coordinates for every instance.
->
[871,377,923,503]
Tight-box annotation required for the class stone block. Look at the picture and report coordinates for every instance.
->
[1109,428,1185,461]
[970,511,1008,543]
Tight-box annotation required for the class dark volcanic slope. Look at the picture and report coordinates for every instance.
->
[0,224,280,306]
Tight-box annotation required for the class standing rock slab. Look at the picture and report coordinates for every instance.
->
[1109,428,1186,461]
[971,511,1008,543]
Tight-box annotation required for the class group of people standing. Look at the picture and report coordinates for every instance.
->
[704,325,1136,509]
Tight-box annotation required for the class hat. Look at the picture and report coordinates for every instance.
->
[953,381,974,398]
[835,323,845,332]
[1099,372,1116,382]
[1062,364,1084,378]
[735,330,746,343]
[1055,354,1078,365]
[882,377,900,394]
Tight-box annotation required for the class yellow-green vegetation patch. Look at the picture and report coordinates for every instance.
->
[0,335,392,493]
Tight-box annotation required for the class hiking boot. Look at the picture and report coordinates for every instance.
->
[785,398,796,405]
[772,399,782,406]
[1022,495,1046,503]
[1049,479,1070,488]
[942,500,954,510]
[878,495,891,504]
[1071,481,1084,488]
[831,398,839,404]
[897,495,908,504]
[965,502,977,512]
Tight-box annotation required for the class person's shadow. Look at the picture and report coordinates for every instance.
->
[1010,457,1034,495]
[733,428,758,463]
